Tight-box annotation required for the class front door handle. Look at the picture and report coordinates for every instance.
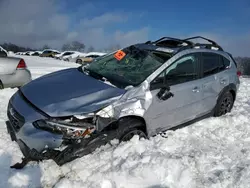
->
[192,86,199,93]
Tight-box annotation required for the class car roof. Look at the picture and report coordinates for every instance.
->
[134,36,227,56]
[134,43,180,54]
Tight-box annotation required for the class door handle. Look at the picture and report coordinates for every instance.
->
[192,86,199,93]
[220,79,226,85]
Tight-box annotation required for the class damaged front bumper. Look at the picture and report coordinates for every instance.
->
[6,120,118,169]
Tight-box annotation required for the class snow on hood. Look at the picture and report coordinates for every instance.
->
[20,68,126,117]
[86,52,107,56]
[42,49,60,53]
[71,52,86,59]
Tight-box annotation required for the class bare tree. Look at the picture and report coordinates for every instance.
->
[61,41,85,52]
[61,43,71,51]
[42,44,50,50]
[104,44,121,52]
[87,46,95,52]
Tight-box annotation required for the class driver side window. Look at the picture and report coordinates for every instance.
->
[151,53,199,89]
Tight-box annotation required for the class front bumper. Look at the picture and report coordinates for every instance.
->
[6,119,118,167]
[6,91,119,168]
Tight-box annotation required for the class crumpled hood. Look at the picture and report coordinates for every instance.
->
[20,68,126,117]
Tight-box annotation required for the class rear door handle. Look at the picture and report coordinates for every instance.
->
[192,86,200,93]
[220,79,226,85]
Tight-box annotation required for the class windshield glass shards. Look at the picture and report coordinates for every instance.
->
[82,45,171,88]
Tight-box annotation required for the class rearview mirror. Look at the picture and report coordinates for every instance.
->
[150,81,169,90]
[157,86,174,101]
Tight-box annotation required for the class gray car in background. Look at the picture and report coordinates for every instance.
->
[0,57,31,89]
[6,36,240,169]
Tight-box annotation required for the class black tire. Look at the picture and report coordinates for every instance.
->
[0,80,3,89]
[116,118,147,142]
[76,59,82,64]
[214,91,234,117]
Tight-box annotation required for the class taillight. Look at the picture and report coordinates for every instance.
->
[17,59,26,69]
[237,71,241,77]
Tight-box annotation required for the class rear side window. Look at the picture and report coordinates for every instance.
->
[64,52,72,56]
[202,53,227,77]
[222,56,230,68]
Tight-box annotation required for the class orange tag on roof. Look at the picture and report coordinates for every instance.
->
[114,50,126,61]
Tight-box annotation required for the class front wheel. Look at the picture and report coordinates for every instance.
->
[116,118,147,142]
[214,91,234,117]
[120,129,147,142]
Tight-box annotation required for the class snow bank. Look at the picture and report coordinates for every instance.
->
[0,56,250,187]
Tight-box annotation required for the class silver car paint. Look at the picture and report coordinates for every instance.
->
[20,68,125,117]
[0,57,31,88]
[10,92,63,151]
[8,48,239,152]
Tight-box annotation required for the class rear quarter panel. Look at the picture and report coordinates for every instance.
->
[0,57,20,74]
[0,69,31,88]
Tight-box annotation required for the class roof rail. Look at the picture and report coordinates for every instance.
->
[183,36,224,51]
[149,37,194,47]
[153,37,193,45]
[146,36,224,53]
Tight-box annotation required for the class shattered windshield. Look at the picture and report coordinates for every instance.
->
[83,45,171,88]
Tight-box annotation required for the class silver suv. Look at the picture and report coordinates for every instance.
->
[6,36,240,168]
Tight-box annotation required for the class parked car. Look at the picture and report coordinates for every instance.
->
[40,49,60,58]
[0,46,8,57]
[54,51,75,60]
[30,51,42,56]
[24,51,32,56]
[62,52,86,62]
[0,49,7,57]
[0,57,31,89]
[61,51,78,61]
[76,52,106,64]
[6,36,240,169]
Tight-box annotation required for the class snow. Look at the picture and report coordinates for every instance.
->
[85,52,107,56]
[0,56,250,187]
[42,49,60,53]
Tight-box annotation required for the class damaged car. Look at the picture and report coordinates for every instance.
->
[6,36,240,169]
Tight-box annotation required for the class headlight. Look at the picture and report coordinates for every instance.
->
[33,119,95,139]
[96,105,114,118]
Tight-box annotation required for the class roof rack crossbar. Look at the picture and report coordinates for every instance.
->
[183,36,224,51]
[145,36,224,53]
[153,37,194,46]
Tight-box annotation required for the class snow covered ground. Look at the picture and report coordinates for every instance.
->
[1,56,250,188]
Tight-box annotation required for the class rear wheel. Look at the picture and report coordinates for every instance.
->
[214,91,234,116]
[116,118,147,142]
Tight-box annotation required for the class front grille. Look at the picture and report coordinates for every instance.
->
[7,103,25,132]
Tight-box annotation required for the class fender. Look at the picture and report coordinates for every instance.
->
[217,83,236,102]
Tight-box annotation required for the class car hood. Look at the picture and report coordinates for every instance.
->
[20,68,126,117]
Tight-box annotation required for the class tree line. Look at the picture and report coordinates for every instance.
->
[0,41,121,53]
[235,57,250,75]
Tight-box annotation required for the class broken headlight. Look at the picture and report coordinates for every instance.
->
[33,119,95,139]
[96,105,114,118]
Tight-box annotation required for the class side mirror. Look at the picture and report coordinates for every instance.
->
[157,86,174,101]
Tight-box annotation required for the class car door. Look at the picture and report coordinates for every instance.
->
[144,53,203,135]
[199,52,230,114]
